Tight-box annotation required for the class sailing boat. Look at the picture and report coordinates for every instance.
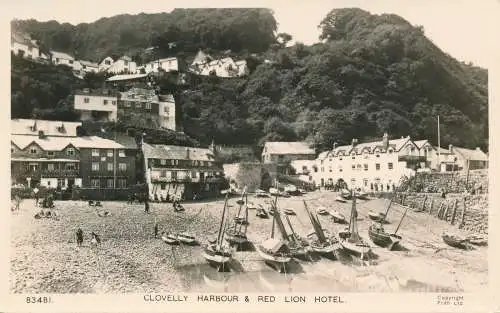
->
[256,214,292,273]
[338,190,372,260]
[271,196,309,259]
[225,190,250,246]
[368,194,408,250]
[304,201,341,256]
[201,194,233,270]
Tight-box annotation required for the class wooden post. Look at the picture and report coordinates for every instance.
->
[401,194,406,206]
[421,195,428,212]
[460,196,467,229]
[438,203,444,219]
[443,202,450,221]
[451,199,458,225]
[429,198,434,215]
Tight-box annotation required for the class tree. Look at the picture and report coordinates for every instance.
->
[277,32,292,47]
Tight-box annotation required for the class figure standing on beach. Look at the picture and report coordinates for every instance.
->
[76,228,84,247]
[154,222,159,239]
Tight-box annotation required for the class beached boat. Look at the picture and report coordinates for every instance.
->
[178,233,196,244]
[442,232,469,250]
[338,191,372,259]
[282,214,310,259]
[225,191,250,246]
[335,196,347,203]
[304,201,341,256]
[257,237,292,273]
[256,207,269,218]
[283,208,295,215]
[329,210,346,223]
[368,195,408,250]
[340,189,352,200]
[316,207,329,215]
[269,187,280,196]
[161,232,180,245]
[368,210,386,222]
[202,195,233,269]
[255,189,269,198]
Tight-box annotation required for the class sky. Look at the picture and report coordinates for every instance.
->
[6,0,500,68]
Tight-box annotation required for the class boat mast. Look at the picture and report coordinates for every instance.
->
[271,215,275,239]
[303,200,327,243]
[349,190,360,242]
[284,214,298,243]
[380,193,395,226]
[217,194,229,245]
[234,190,246,231]
[394,206,409,234]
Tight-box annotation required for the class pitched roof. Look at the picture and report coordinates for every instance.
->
[72,136,124,149]
[143,143,215,161]
[50,50,74,60]
[79,60,98,67]
[11,135,76,151]
[106,73,148,81]
[11,32,38,48]
[413,140,431,149]
[11,119,82,137]
[453,147,488,161]
[112,134,138,149]
[74,88,119,97]
[263,142,315,155]
[331,136,412,155]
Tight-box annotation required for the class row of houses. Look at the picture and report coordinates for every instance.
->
[261,134,489,191]
[73,87,177,131]
[11,31,248,79]
[10,119,224,200]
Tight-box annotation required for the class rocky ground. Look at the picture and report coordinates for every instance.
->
[10,191,488,293]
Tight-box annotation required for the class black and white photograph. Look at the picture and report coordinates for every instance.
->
[5,0,496,303]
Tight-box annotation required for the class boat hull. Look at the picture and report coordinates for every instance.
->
[256,245,292,264]
[224,230,249,244]
[368,226,401,249]
[202,245,232,267]
[442,234,468,250]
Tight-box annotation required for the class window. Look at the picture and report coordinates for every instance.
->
[161,159,166,165]
[107,149,113,157]
[101,157,106,162]
[161,183,166,190]
[136,102,142,108]
[164,107,169,114]
[118,150,125,157]
[352,165,355,170]
[107,163,113,171]
[92,162,99,171]
[388,149,393,154]
[376,163,380,170]
[191,171,197,178]
[66,147,75,156]
[92,149,99,157]
[47,164,55,171]
[125,101,131,107]
[145,103,151,110]
[105,60,111,65]
[124,61,129,66]
[103,100,108,105]
[47,151,55,157]
[112,101,117,105]
[84,97,90,103]
[352,156,356,160]
[69,60,74,64]
[107,179,114,188]
[91,179,100,188]
[57,178,65,187]
[47,181,51,187]
[388,163,394,170]
[66,163,76,170]
[161,170,167,177]
[30,147,37,154]
[357,164,362,170]
[118,163,127,171]
[364,164,368,171]
[364,179,368,187]
[329,167,332,172]
[118,179,127,188]
[56,58,60,62]
[171,171,177,180]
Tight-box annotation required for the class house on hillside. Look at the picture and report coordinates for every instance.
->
[99,56,114,72]
[11,32,40,60]
[311,134,423,190]
[191,50,213,67]
[143,57,179,73]
[50,51,75,68]
[73,60,99,73]
[262,141,316,174]
[142,143,224,200]
[118,87,176,131]
[73,88,119,122]
[105,56,137,74]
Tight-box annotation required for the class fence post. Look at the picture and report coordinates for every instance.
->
[451,199,458,225]
[421,195,428,212]
[429,198,434,215]
[460,196,467,229]
[443,201,451,221]
[438,203,444,219]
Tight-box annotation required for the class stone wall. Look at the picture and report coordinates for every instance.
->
[223,162,277,192]
[401,170,488,194]
[393,192,488,235]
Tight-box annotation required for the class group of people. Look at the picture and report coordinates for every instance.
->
[75,228,101,247]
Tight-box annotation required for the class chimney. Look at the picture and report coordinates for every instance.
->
[38,130,45,139]
[333,142,338,150]
[186,148,190,160]
[449,144,453,153]
[382,133,389,148]
[476,147,481,152]
[351,138,358,147]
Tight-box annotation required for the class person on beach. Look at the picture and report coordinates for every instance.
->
[154,222,159,239]
[33,186,39,207]
[91,232,101,245]
[76,228,84,247]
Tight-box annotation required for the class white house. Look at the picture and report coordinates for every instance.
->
[75,60,99,73]
[51,51,75,67]
[235,60,249,76]
[73,88,118,122]
[143,57,179,74]
[11,32,40,60]
[192,55,248,78]
[311,134,423,191]
[99,56,114,72]
[157,94,177,131]
[105,56,137,74]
